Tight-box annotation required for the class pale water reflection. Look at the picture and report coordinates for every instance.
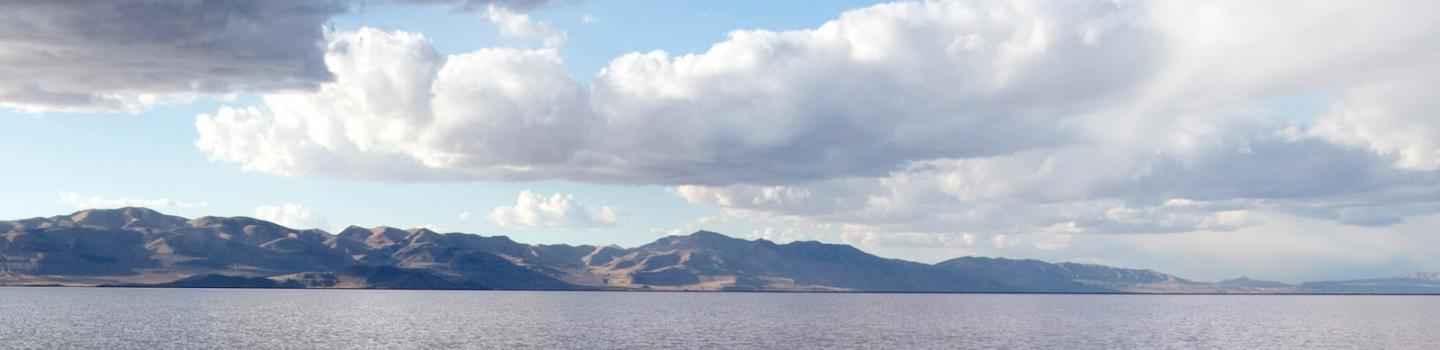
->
[1,287,1436,349]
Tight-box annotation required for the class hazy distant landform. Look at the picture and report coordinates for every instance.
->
[2,208,1436,294]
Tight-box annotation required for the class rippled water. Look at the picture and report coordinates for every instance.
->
[1,287,1437,349]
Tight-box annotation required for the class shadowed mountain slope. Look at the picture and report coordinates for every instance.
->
[2,208,1434,293]
[1,208,571,290]
[1299,273,1440,294]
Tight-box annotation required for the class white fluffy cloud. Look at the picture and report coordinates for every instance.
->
[747,227,820,244]
[1310,75,1440,171]
[196,1,1162,185]
[484,4,567,47]
[664,0,1440,237]
[195,0,1440,184]
[254,203,331,230]
[487,191,622,229]
[396,0,553,11]
[195,0,1440,248]
[195,28,587,181]
[58,192,207,210]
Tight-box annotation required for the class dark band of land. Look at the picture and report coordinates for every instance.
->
[4,207,1437,294]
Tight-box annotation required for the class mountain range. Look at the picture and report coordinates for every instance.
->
[2,207,1436,294]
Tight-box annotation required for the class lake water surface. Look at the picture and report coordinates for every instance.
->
[1,287,1436,349]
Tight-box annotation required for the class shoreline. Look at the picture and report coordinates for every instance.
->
[3,284,1438,296]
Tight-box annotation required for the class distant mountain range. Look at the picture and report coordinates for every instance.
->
[2,207,1436,294]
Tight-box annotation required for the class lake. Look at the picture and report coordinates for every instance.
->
[1,287,1436,349]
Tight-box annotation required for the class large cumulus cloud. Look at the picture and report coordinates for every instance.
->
[195,0,1440,240]
[195,28,587,181]
[197,0,1159,184]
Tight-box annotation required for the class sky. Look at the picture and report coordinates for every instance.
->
[2,0,1440,283]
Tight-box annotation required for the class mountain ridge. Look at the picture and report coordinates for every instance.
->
[2,207,1435,294]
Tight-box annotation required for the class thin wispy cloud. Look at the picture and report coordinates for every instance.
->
[254,203,332,231]
[484,4,568,47]
[59,192,206,210]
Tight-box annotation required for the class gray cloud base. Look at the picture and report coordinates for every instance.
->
[0,0,346,111]
[0,0,557,112]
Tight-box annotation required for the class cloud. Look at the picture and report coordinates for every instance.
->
[194,0,1440,243]
[841,230,979,250]
[459,212,473,221]
[196,0,1440,185]
[484,4,567,47]
[487,190,622,229]
[58,192,206,210]
[254,203,331,230]
[746,227,819,244]
[195,28,586,181]
[1088,213,1440,282]
[0,0,575,113]
[195,1,1156,185]
[672,119,1439,236]
[835,212,1440,282]
[1309,74,1440,171]
[393,0,554,11]
[0,0,346,112]
[649,215,727,236]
